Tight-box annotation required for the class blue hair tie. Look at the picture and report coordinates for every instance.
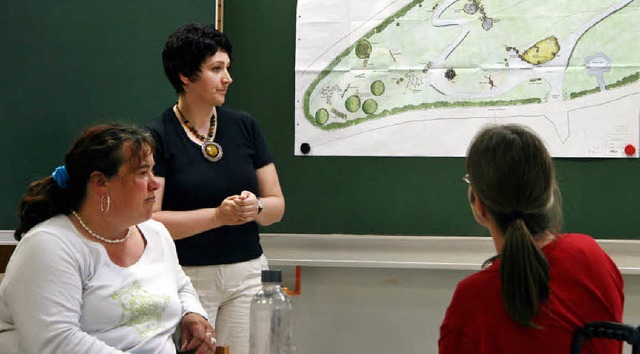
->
[51,165,69,189]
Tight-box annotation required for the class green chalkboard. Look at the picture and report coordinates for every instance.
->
[222,1,640,239]
[0,0,215,230]
[2,1,640,239]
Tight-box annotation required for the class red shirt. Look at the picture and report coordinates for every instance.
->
[439,233,624,354]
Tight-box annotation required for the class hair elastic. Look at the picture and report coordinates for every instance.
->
[505,210,526,223]
[51,165,69,189]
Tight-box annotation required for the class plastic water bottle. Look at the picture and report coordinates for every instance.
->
[249,269,293,354]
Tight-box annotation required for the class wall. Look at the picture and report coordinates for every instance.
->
[2,232,639,353]
[283,267,640,354]
[1,1,640,238]
[260,234,640,354]
[0,0,214,230]
[219,0,640,239]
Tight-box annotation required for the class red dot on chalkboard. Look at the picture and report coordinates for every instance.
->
[624,144,636,156]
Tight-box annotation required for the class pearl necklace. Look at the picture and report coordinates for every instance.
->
[72,211,131,244]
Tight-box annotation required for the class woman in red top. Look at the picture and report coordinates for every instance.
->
[439,124,624,354]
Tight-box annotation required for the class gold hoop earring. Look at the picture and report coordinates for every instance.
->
[100,194,111,213]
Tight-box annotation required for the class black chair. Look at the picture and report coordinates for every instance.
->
[571,321,640,354]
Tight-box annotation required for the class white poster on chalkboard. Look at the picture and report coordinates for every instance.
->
[294,0,640,158]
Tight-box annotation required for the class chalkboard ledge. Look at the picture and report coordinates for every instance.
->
[0,231,14,246]
[261,233,640,275]
[2,231,639,274]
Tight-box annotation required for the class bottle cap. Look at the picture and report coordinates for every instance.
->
[261,269,282,283]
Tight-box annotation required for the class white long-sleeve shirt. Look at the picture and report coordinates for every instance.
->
[0,215,207,354]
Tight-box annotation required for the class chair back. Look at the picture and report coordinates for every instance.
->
[571,321,640,354]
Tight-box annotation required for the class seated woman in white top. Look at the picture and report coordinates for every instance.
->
[0,124,217,354]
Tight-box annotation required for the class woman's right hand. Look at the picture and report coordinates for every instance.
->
[215,195,249,226]
[179,313,217,354]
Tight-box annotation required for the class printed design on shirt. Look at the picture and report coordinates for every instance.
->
[112,281,170,338]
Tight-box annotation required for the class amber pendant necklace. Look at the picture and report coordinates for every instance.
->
[176,104,223,162]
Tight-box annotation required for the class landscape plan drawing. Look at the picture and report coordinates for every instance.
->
[294,0,640,157]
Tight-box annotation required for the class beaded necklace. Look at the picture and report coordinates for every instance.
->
[175,104,223,162]
[72,211,131,244]
[175,104,216,142]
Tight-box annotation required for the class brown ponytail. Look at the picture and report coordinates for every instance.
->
[500,218,550,327]
[15,176,71,240]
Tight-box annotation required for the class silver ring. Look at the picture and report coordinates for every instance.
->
[206,332,216,345]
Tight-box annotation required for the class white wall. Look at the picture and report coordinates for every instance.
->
[262,234,640,354]
[287,266,470,354]
[277,267,640,354]
[2,231,639,353]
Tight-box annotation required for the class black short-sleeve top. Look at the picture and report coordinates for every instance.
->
[146,106,274,265]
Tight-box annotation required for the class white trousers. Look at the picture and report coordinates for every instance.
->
[183,255,268,354]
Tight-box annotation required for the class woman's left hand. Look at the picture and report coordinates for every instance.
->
[233,190,260,222]
[180,312,217,354]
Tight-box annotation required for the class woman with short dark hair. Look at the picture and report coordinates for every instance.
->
[146,23,285,354]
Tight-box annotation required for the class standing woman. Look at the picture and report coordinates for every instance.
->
[439,124,623,354]
[146,23,285,354]
[0,124,215,354]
